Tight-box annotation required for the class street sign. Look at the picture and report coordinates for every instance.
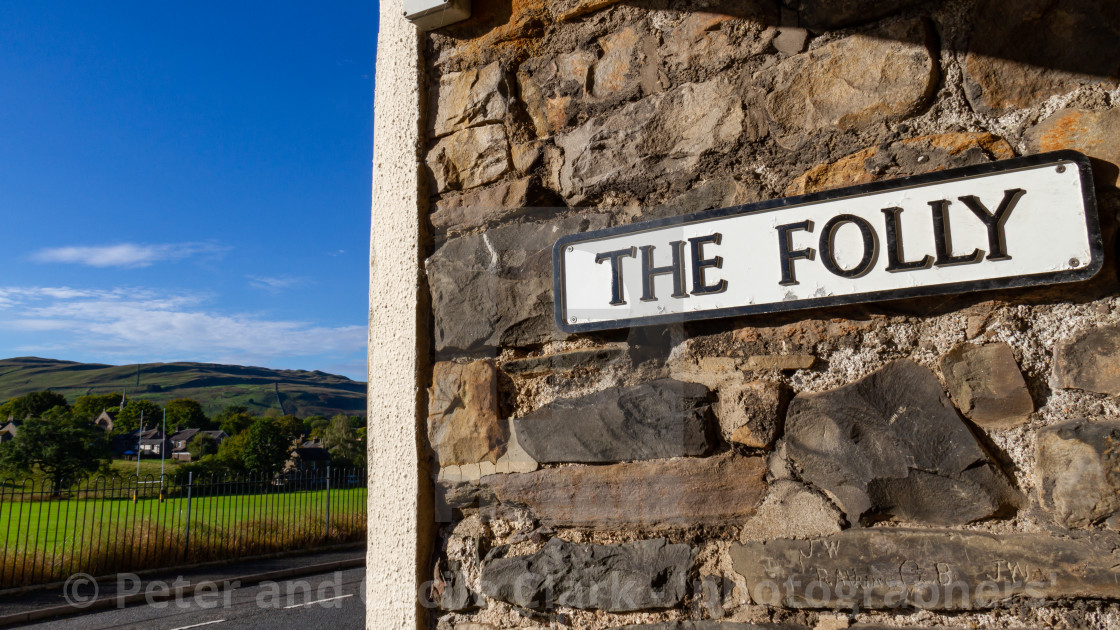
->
[553,151,1102,334]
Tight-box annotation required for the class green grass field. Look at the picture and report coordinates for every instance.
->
[0,485,366,587]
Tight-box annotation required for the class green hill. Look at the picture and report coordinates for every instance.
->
[0,357,366,418]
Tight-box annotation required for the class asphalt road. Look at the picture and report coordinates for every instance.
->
[19,567,365,630]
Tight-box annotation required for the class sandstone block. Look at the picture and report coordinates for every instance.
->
[784,360,1018,526]
[447,453,767,530]
[963,0,1120,113]
[1053,323,1120,395]
[1026,108,1120,186]
[739,480,843,542]
[425,124,510,193]
[481,537,693,612]
[793,0,927,31]
[732,529,1120,610]
[785,132,1014,195]
[556,76,747,204]
[518,50,596,138]
[500,344,628,378]
[431,177,558,235]
[430,62,510,139]
[660,8,777,76]
[762,19,935,144]
[716,380,786,448]
[427,360,505,467]
[426,214,610,353]
[1037,419,1120,528]
[513,378,716,463]
[551,0,623,22]
[939,342,1033,430]
[437,418,539,484]
[744,354,815,371]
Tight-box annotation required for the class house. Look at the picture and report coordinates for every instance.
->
[168,428,228,461]
[93,410,117,432]
[0,421,17,444]
[286,442,330,474]
[137,428,168,456]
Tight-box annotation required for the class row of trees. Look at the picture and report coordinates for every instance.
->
[0,390,366,486]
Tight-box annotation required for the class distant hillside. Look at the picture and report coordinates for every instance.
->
[0,357,366,418]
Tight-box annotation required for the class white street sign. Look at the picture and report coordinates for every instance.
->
[554,152,1102,333]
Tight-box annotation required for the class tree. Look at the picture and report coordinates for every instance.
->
[0,407,110,489]
[216,405,254,436]
[186,433,219,460]
[215,431,250,472]
[242,418,292,477]
[72,393,124,422]
[322,415,363,468]
[0,391,69,421]
[114,399,162,434]
[275,415,305,445]
[165,399,209,432]
[304,415,331,439]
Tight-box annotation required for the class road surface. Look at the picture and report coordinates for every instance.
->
[19,567,365,630]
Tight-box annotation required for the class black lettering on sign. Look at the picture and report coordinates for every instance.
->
[819,214,879,279]
[881,207,933,273]
[958,188,1025,261]
[930,199,984,267]
[776,220,815,286]
[688,233,728,296]
[640,241,689,302]
[594,247,637,305]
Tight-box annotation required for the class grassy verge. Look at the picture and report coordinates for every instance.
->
[0,486,366,588]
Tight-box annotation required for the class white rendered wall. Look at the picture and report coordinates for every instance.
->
[367,0,428,627]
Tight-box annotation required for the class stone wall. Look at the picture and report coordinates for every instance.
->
[417,1,1120,628]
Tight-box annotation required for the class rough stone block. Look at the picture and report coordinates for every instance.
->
[784,359,1019,526]
[551,0,624,22]
[430,62,510,139]
[481,537,693,612]
[518,50,597,138]
[427,360,506,466]
[739,480,844,542]
[793,0,927,31]
[1053,322,1120,395]
[716,380,786,448]
[785,132,1014,195]
[500,344,628,378]
[514,378,716,463]
[437,418,539,483]
[963,0,1120,113]
[556,76,749,204]
[446,453,767,530]
[940,342,1034,430]
[732,529,1120,610]
[425,124,510,193]
[761,19,935,145]
[660,9,777,76]
[431,177,558,236]
[1037,419,1120,529]
[426,213,610,353]
[1026,108,1120,186]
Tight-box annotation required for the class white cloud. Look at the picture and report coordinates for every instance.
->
[0,286,365,372]
[30,242,227,268]
[248,275,306,291]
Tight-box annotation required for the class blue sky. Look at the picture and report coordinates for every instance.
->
[0,2,378,380]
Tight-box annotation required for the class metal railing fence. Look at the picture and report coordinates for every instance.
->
[0,466,367,589]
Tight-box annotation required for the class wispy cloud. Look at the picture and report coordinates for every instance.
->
[30,242,227,268]
[0,286,365,374]
[248,275,306,292]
